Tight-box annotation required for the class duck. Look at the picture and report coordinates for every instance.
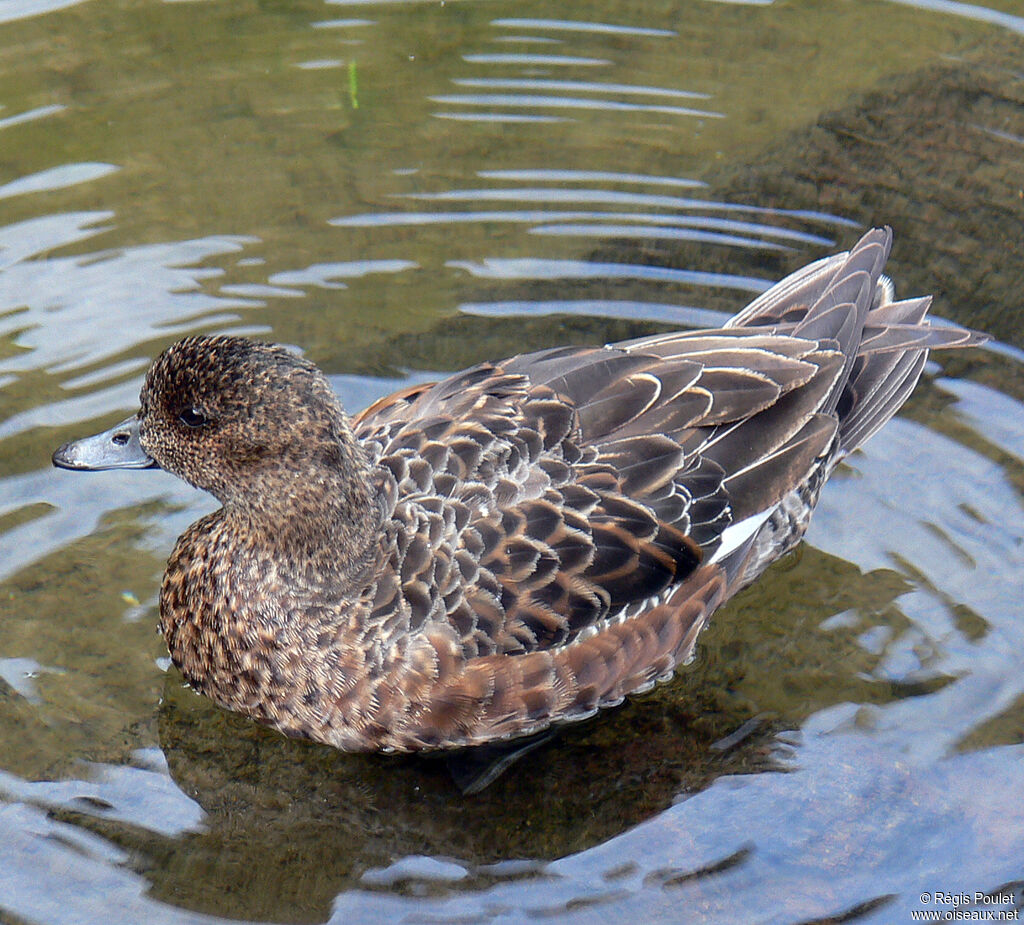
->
[52,227,984,753]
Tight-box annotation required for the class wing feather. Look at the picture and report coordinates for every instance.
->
[349,228,984,729]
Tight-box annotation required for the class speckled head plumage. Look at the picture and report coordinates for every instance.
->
[138,335,367,510]
[52,229,987,755]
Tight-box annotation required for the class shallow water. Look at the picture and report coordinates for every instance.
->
[2,0,1023,923]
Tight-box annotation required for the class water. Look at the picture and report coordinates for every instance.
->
[1,0,1023,922]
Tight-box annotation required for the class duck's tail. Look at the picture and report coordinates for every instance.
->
[726,226,986,459]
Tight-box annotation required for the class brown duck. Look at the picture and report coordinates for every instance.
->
[53,228,984,752]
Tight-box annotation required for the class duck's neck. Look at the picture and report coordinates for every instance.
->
[225,441,384,591]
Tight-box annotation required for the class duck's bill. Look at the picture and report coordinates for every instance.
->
[52,415,157,471]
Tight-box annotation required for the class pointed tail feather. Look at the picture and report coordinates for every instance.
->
[728,227,987,457]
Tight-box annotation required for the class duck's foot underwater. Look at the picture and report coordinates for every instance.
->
[444,729,560,795]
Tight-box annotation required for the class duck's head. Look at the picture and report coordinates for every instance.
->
[53,336,369,513]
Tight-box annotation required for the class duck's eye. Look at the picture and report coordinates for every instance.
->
[178,406,209,428]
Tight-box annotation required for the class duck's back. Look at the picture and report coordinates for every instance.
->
[343,228,981,749]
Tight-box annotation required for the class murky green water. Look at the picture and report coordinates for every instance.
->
[2,0,1023,922]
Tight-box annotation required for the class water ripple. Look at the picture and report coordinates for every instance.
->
[478,168,706,188]
[460,299,733,327]
[453,77,712,100]
[883,0,1024,34]
[456,77,712,101]
[0,217,257,375]
[528,223,793,250]
[491,18,677,38]
[310,18,375,28]
[432,111,570,124]
[294,59,344,70]
[0,163,120,201]
[0,211,111,270]
[396,186,857,226]
[493,36,564,45]
[0,761,204,840]
[268,259,417,289]
[462,53,612,67]
[447,257,771,292]
[0,0,88,24]
[0,103,66,131]
[330,209,835,246]
[431,93,723,118]
[970,123,1024,146]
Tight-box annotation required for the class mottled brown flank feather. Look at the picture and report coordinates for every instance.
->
[117,228,987,751]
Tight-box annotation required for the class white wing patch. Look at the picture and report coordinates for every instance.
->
[709,507,776,564]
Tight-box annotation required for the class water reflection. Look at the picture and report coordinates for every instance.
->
[460,299,732,327]
[884,0,1024,34]
[432,92,723,119]
[455,76,714,100]
[447,256,770,289]
[0,213,258,378]
[0,103,66,131]
[0,206,268,582]
[6,542,913,923]
[0,0,88,25]
[269,259,418,290]
[0,163,118,201]
[8,449,1019,925]
[490,18,677,38]
[436,12,719,126]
